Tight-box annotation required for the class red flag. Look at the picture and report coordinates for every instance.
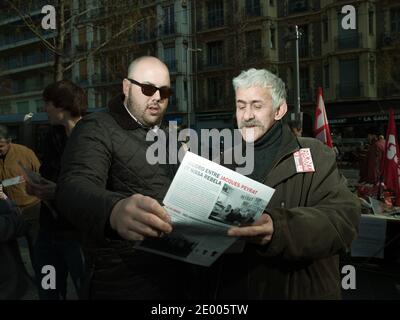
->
[382,110,400,206]
[314,87,333,148]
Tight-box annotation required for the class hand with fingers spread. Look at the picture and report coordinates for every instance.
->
[227,213,274,246]
[110,193,172,241]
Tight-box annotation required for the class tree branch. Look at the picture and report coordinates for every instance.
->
[64,16,150,72]
[5,0,62,56]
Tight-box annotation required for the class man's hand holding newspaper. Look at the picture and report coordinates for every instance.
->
[134,152,276,267]
[110,194,172,241]
[227,213,274,246]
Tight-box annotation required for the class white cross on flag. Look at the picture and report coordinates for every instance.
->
[314,87,333,148]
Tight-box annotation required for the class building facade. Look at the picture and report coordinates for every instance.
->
[0,0,399,138]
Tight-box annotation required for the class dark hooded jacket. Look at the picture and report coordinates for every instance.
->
[55,95,191,299]
[0,200,33,299]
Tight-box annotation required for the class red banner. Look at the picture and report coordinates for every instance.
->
[314,87,333,148]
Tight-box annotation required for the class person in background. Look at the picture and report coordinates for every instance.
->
[0,184,34,299]
[0,125,41,276]
[25,80,87,299]
[361,131,386,185]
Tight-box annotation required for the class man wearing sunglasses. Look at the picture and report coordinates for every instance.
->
[55,56,192,299]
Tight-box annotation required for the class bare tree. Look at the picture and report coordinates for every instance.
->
[4,0,154,81]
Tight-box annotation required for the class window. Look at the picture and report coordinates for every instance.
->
[163,5,175,35]
[337,12,359,49]
[300,67,310,101]
[270,27,276,49]
[391,7,400,32]
[164,46,176,72]
[207,0,224,28]
[323,18,328,42]
[137,21,147,42]
[299,25,309,57]
[246,30,262,58]
[270,0,274,6]
[324,64,330,88]
[339,58,360,97]
[246,0,261,16]
[208,77,225,107]
[288,0,308,14]
[17,101,29,114]
[169,79,176,110]
[207,41,223,66]
[35,99,44,112]
[369,10,374,35]
[370,58,375,85]
[0,103,11,115]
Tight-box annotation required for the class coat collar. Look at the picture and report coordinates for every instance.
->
[108,94,170,131]
[107,94,142,130]
[264,124,302,187]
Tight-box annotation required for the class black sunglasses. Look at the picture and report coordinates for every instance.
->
[127,78,173,100]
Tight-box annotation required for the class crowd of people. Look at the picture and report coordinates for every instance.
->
[0,56,360,300]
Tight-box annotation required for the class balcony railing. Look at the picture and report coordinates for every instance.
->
[336,82,364,98]
[1,54,52,71]
[335,33,362,51]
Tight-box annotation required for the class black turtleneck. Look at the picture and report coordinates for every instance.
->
[246,121,283,182]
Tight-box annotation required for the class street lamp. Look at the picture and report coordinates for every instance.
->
[284,25,303,127]
[183,39,202,129]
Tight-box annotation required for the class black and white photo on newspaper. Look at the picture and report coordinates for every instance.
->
[135,151,275,266]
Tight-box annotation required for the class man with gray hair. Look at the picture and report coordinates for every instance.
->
[203,68,361,299]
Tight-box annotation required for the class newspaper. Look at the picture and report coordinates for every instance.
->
[135,151,275,267]
[1,175,25,187]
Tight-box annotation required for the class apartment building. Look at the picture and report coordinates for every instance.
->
[0,0,399,135]
[192,0,279,129]
[0,0,59,115]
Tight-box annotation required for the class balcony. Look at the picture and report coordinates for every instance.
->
[1,53,53,73]
[336,82,364,99]
[0,30,55,50]
[9,83,44,95]
[335,33,363,51]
